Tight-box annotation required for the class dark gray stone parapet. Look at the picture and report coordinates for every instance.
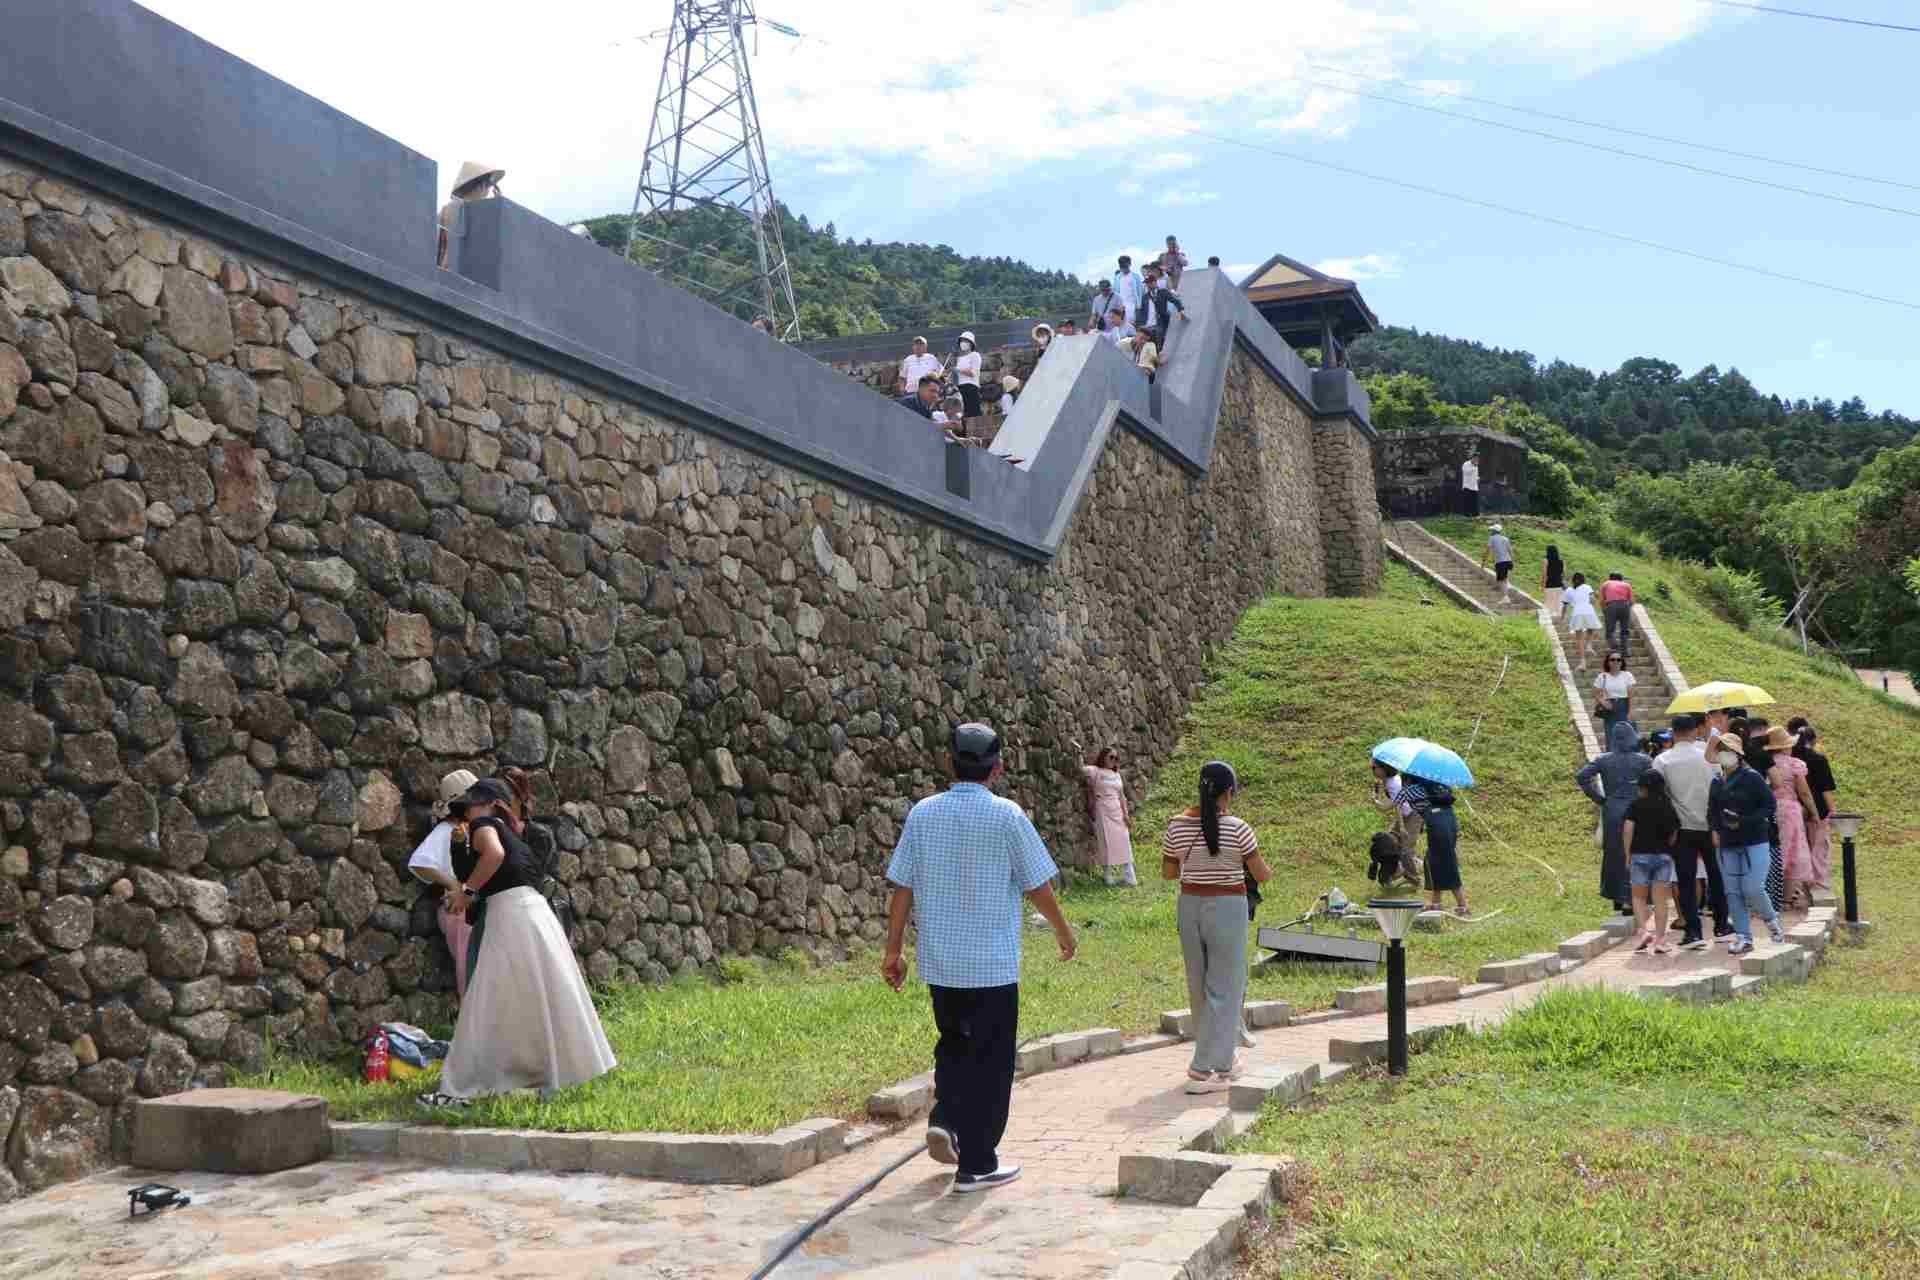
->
[0,0,1370,565]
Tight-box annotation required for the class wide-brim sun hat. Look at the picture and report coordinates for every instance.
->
[959,330,977,345]
[1762,725,1796,752]
[452,160,506,197]
[1000,375,1022,392]
[1031,323,1053,343]
[437,768,479,810]
[1489,523,1503,532]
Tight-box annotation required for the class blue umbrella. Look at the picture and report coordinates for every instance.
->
[1371,737,1475,788]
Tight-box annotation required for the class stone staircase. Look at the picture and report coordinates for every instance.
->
[1383,519,1537,616]
[1383,519,1691,756]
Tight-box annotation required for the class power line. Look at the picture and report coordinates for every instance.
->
[1299,62,1920,195]
[1702,0,1920,33]
[740,12,1920,314]
[1269,75,1920,221]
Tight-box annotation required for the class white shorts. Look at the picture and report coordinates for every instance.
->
[1568,610,1602,633]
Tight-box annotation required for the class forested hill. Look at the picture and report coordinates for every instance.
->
[578,205,1088,339]
[1349,326,1918,491]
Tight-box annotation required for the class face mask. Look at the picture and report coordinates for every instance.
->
[959,341,973,353]
[1718,753,1742,770]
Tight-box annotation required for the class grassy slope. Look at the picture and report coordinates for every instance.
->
[244,560,1618,1132]
[1229,518,1920,1279]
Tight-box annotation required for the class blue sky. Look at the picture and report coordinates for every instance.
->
[143,0,1918,416]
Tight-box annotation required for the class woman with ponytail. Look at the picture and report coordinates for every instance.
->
[1161,762,1272,1094]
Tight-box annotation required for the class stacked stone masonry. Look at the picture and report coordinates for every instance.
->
[0,159,1379,1198]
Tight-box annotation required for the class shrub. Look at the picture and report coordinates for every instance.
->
[1677,561,1785,631]
[1567,506,1650,559]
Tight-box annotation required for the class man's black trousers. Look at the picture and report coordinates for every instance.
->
[1672,830,1729,940]
[927,982,1018,1177]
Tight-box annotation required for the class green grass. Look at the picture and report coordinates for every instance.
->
[243,533,1920,1151]
[1224,518,1920,1279]
[1234,987,1920,1280]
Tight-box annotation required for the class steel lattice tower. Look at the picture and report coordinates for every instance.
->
[630,0,800,339]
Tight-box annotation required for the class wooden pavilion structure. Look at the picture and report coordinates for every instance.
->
[1238,253,1379,369]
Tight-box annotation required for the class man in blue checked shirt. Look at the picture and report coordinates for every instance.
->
[883,722,1077,1194]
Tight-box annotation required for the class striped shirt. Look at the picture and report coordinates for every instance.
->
[1399,782,1454,816]
[1161,813,1259,888]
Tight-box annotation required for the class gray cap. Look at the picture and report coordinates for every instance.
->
[951,722,1001,764]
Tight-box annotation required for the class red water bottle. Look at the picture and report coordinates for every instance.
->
[364,1029,390,1083]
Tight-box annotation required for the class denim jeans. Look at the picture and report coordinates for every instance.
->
[1718,843,1778,941]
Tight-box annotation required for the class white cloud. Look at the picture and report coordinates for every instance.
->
[131,0,1724,224]
[1219,262,1260,282]
[1315,253,1401,281]
[1154,189,1219,208]
[1082,246,1161,282]
[1810,338,1833,361]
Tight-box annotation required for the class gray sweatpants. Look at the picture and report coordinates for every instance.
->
[1177,893,1249,1075]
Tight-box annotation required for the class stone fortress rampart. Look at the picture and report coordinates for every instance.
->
[0,0,1379,1197]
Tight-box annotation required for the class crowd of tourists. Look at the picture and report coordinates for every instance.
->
[1580,710,1836,957]
[894,236,1216,433]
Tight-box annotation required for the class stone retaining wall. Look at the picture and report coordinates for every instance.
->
[0,154,1378,1198]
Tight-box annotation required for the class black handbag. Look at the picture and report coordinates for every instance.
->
[1245,872,1262,921]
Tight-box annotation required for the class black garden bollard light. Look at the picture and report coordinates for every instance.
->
[1830,813,1866,927]
[1368,898,1424,1076]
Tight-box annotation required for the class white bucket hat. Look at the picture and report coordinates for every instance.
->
[451,161,505,198]
[959,330,977,345]
[438,768,480,810]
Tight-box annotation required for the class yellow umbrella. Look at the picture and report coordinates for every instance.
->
[1665,681,1775,715]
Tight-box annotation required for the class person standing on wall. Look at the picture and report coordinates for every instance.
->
[897,336,943,397]
[1162,762,1273,1093]
[1459,452,1480,517]
[1654,714,1732,949]
[1159,235,1190,290]
[438,161,504,269]
[952,332,984,421]
[1541,544,1566,615]
[1598,571,1635,660]
[883,723,1077,1193]
[1089,280,1119,330]
[1112,255,1145,327]
[1480,522,1517,604]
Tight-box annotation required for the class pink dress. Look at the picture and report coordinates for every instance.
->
[1772,758,1813,881]
[1081,766,1135,869]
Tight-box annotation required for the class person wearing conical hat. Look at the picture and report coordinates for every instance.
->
[437,161,505,268]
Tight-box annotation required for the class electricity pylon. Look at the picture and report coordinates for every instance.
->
[629,0,801,340]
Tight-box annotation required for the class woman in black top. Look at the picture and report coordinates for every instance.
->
[1788,719,1837,890]
[422,778,616,1106]
[1541,544,1566,615]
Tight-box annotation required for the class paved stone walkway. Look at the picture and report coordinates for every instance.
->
[0,921,1805,1280]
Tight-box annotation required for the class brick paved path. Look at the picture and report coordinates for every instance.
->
[0,924,1797,1280]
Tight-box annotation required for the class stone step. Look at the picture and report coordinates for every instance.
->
[1334,975,1460,1014]
[1327,1018,1466,1064]
[134,1088,330,1175]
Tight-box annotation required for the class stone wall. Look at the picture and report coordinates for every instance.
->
[0,155,1376,1198]
[1315,421,1385,597]
[1376,429,1529,519]
[826,345,1039,413]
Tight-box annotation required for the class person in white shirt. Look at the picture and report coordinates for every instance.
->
[1089,281,1118,328]
[932,393,966,426]
[1460,455,1481,517]
[1562,572,1603,670]
[407,768,480,997]
[1102,306,1136,348]
[898,336,943,396]
[996,374,1020,413]
[1653,714,1729,949]
[951,331,984,419]
[1593,650,1636,740]
[1111,256,1145,321]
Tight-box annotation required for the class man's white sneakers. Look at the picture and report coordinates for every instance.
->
[925,1125,958,1165]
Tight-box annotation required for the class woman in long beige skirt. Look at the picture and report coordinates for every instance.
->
[420,778,615,1106]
